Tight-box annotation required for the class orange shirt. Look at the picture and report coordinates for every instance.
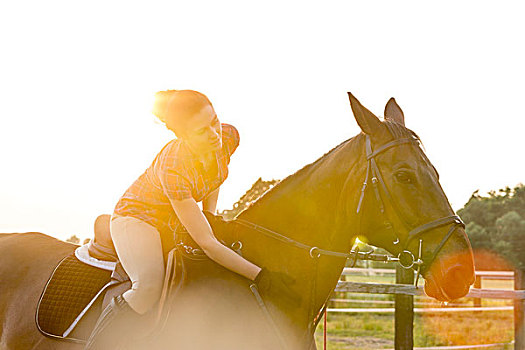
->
[114,123,239,237]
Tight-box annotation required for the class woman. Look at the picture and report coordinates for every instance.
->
[85,90,294,349]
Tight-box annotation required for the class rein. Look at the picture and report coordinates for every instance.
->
[235,218,400,262]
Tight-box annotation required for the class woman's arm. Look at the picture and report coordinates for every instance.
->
[170,197,261,280]
[202,188,219,214]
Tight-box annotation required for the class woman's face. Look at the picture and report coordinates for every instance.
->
[182,104,222,156]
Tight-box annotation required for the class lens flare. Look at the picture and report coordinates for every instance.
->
[420,249,513,346]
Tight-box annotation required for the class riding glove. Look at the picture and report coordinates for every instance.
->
[254,268,300,307]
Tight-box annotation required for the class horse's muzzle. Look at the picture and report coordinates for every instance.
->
[424,250,475,301]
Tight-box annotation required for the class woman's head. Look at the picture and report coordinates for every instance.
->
[153,89,222,155]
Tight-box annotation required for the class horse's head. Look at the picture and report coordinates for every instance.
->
[345,93,475,301]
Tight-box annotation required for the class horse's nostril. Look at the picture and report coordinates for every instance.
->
[449,268,464,283]
[442,266,472,300]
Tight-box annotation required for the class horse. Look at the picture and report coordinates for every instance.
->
[0,93,475,350]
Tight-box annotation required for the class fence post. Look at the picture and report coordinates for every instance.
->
[395,265,414,350]
[473,275,482,308]
[515,269,525,350]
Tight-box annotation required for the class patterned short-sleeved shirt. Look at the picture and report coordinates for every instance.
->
[114,123,239,237]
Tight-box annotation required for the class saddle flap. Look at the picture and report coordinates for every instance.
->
[36,253,113,340]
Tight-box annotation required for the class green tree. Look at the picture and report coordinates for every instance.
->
[459,183,525,270]
[495,211,525,269]
[220,178,280,220]
[464,222,490,250]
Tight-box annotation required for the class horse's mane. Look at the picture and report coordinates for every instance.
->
[239,120,423,215]
[239,134,364,214]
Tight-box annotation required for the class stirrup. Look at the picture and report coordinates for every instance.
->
[84,295,134,350]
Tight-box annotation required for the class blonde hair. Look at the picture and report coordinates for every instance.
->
[152,89,213,137]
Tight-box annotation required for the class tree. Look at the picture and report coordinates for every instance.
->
[458,183,525,270]
[220,177,280,220]
[464,222,490,250]
[65,235,80,245]
[495,211,525,269]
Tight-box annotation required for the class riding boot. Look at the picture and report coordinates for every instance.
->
[84,294,138,350]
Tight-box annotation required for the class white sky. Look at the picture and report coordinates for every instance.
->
[1,1,524,241]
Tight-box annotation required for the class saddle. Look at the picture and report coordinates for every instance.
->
[35,212,234,343]
[35,216,184,343]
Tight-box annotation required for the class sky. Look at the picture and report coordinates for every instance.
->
[1,1,524,241]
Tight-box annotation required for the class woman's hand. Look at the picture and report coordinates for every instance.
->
[170,197,261,280]
[254,268,300,307]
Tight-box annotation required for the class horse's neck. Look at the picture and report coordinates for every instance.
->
[233,137,368,334]
[236,137,366,317]
[238,137,364,252]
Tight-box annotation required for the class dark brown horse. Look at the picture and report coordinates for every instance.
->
[0,93,475,349]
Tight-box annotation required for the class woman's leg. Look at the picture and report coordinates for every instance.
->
[85,216,164,349]
[110,216,165,315]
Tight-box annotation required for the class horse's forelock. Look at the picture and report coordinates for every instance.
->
[384,120,421,142]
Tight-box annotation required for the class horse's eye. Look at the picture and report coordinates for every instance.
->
[395,171,413,184]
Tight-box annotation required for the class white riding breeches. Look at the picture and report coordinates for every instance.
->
[110,215,165,315]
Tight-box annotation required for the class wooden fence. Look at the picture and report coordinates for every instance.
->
[329,267,525,350]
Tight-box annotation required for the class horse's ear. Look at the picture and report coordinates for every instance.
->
[347,92,382,135]
[384,97,405,126]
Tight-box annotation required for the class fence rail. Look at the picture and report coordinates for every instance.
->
[327,306,513,314]
[335,281,525,300]
[341,267,515,279]
[326,268,523,350]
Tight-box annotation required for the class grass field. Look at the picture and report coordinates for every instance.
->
[313,273,515,349]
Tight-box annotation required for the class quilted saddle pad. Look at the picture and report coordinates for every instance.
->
[36,252,113,339]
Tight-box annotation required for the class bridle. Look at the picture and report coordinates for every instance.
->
[235,133,465,285]
[355,134,465,284]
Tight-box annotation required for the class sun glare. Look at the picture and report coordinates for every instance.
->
[420,248,514,346]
